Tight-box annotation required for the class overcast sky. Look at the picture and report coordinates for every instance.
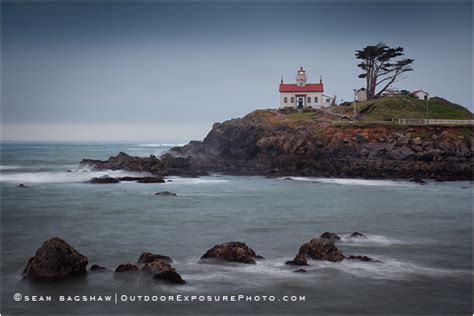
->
[2,2,472,142]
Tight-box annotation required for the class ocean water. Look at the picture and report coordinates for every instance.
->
[1,143,472,314]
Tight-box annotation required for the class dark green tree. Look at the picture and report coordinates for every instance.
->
[356,43,414,99]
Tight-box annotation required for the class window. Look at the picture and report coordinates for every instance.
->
[307,97,311,103]
[284,97,288,103]
[314,97,318,103]
[326,98,331,103]
[291,97,294,103]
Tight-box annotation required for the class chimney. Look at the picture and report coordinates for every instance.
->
[280,76,283,84]
[320,75,323,84]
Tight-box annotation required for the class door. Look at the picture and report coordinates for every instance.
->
[297,98,304,109]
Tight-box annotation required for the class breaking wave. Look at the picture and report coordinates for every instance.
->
[283,177,416,187]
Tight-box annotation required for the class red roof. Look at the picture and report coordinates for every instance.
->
[279,83,323,93]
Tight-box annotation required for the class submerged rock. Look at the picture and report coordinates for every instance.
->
[294,269,307,273]
[155,191,177,197]
[285,254,309,266]
[138,252,173,264]
[18,183,28,188]
[350,232,367,238]
[137,177,165,183]
[320,232,341,241]
[347,255,381,263]
[23,237,88,281]
[410,178,426,184]
[89,175,119,184]
[298,237,345,262]
[90,264,108,272]
[200,241,258,264]
[114,263,139,273]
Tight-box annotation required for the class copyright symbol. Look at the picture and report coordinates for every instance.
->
[13,292,22,301]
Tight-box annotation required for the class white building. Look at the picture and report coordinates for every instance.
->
[355,88,367,102]
[279,67,333,109]
[410,90,429,100]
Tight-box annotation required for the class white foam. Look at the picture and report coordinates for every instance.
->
[0,165,22,170]
[0,169,152,184]
[284,177,415,187]
[340,234,406,247]
[315,257,471,280]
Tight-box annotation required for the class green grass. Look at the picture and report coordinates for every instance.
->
[353,96,473,121]
[286,111,317,120]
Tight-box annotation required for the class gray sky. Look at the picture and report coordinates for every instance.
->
[2,2,472,142]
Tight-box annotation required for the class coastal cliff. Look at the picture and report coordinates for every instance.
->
[81,110,473,180]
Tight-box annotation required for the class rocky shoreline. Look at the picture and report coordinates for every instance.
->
[80,110,473,181]
[22,233,378,283]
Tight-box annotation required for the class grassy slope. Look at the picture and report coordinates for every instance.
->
[353,97,473,121]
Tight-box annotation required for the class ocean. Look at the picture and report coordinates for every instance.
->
[1,143,472,314]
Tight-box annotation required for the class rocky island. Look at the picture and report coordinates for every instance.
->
[81,106,473,181]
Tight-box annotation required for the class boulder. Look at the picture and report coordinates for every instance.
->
[396,135,410,146]
[285,254,309,266]
[320,232,341,241]
[23,237,88,281]
[141,260,175,275]
[298,238,345,262]
[255,255,265,260]
[89,175,119,184]
[18,183,28,188]
[413,137,422,146]
[155,191,177,197]
[138,252,173,264]
[114,263,139,273]
[294,269,307,273]
[90,264,108,272]
[200,241,258,264]
[350,232,367,238]
[153,271,186,285]
[141,259,186,284]
[388,147,415,160]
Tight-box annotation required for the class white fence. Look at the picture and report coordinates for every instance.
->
[332,119,474,126]
[398,119,474,126]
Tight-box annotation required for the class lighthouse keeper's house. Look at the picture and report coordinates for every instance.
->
[279,67,334,109]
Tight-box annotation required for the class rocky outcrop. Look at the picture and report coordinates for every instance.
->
[200,241,258,264]
[89,175,119,184]
[81,110,473,180]
[298,237,345,262]
[138,252,173,264]
[80,152,208,177]
[23,237,88,281]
